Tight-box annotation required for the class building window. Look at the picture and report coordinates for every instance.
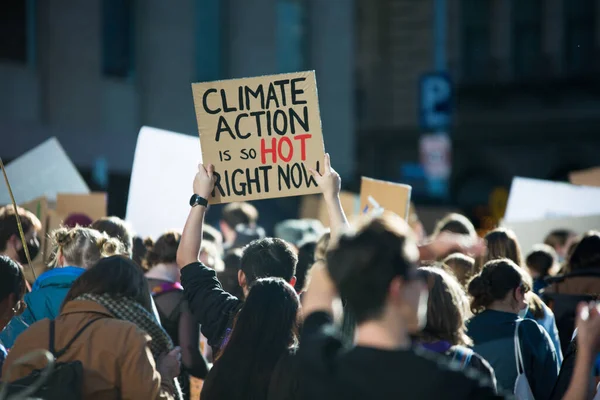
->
[564,0,596,75]
[512,0,543,78]
[277,0,307,73]
[0,2,28,63]
[461,0,492,82]
[102,0,134,78]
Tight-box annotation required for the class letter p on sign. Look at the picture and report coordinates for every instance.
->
[419,72,452,131]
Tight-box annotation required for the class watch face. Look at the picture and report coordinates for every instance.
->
[190,194,198,206]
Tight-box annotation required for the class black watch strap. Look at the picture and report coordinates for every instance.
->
[189,194,209,207]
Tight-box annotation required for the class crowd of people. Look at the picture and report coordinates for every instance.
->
[0,154,600,399]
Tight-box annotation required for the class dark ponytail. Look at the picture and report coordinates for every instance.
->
[144,231,181,269]
[468,258,530,314]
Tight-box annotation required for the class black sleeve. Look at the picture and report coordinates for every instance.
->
[181,262,242,351]
[297,312,343,397]
[548,339,577,400]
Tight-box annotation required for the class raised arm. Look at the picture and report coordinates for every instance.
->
[309,153,348,241]
[303,154,346,319]
[176,164,215,268]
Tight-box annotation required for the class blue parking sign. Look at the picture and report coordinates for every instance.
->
[419,72,452,131]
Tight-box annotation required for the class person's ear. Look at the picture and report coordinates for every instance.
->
[238,269,247,289]
[289,276,297,289]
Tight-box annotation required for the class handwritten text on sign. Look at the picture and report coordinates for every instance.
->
[191,71,325,204]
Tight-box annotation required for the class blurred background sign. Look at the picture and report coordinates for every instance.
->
[419,72,452,132]
[420,133,451,199]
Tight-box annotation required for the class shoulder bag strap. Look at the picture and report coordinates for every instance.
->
[53,317,104,359]
[48,320,56,356]
[514,319,526,374]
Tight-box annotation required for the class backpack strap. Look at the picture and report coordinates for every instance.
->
[49,317,104,360]
[452,346,474,370]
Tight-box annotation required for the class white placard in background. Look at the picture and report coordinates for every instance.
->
[0,137,89,205]
[504,177,600,223]
[126,126,202,239]
[502,214,600,256]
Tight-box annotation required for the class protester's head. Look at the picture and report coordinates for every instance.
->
[545,229,577,261]
[0,205,42,264]
[49,227,124,270]
[433,213,477,239]
[468,259,531,315]
[567,231,600,272]
[443,253,476,288]
[314,231,330,262]
[220,202,259,245]
[218,249,244,299]
[144,231,180,271]
[295,239,317,293]
[417,267,472,346]
[238,238,297,296]
[230,224,266,250]
[526,244,558,279]
[63,255,152,313]
[274,219,325,248]
[91,216,134,257]
[200,240,224,272]
[201,277,299,400]
[327,214,426,333]
[0,255,26,332]
[203,224,224,253]
[479,228,523,270]
[131,236,147,268]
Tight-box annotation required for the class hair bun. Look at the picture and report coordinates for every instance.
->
[52,227,72,247]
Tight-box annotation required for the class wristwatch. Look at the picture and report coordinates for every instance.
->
[189,194,209,208]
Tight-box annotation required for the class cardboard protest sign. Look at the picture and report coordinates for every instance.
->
[0,137,89,205]
[192,71,325,204]
[359,177,412,220]
[299,191,360,227]
[569,167,600,187]
[56,193,107,223]
[126,127,202,239]
[502,214,600,255]
[504,177,600,223]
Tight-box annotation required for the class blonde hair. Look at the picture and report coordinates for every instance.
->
[49,226,124,270]
[315,232,331,262]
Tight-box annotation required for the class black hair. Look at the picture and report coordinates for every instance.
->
[91,216,134,256]
[240,238,297,285]
[0,255,25,303]
[294,240,317,292]
[62,255,152,313]
[568,231,600,271]
[200,278,299,400]
[327,214,418,323]
[526,244,557,277]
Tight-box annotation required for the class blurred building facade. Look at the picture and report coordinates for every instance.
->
[0,0,355,180]
[356,0,600,212]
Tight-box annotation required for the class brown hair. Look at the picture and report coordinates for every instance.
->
[143,231,180,270]
[477,228,523,271]
[417,267,472,346]
[433,213,477,239]
[91,217,133,256]
[544,229,576,250]
[221,202,259,229]
[327,213,419,323]
[63,255,152,312]
[0,206,42,251]
[468,258,531,314]
[443,253,476,288]
[49,227,124,270]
